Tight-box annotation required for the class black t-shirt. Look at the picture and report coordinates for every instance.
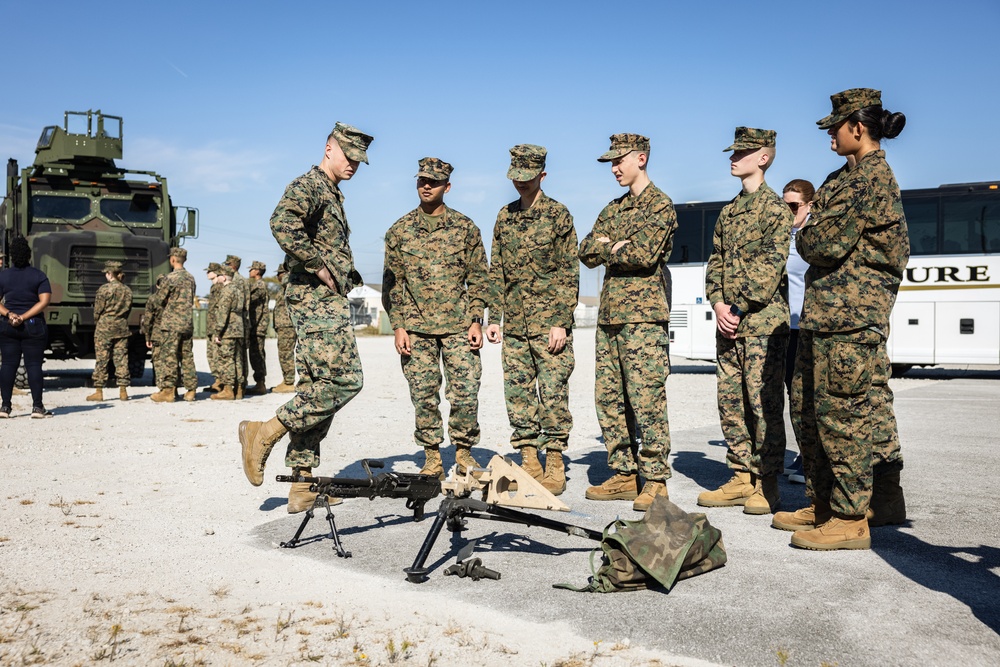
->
[0,266,52,314]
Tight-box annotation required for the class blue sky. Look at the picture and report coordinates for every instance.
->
[3,1,998,296]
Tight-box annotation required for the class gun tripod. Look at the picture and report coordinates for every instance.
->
[404,493,602,583]
[280,495,351,558]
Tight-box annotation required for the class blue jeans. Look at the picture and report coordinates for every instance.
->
[0,316,48,408]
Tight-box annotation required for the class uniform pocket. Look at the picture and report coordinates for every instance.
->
[827,341,874,396]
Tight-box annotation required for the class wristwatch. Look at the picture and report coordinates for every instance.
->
[471,317,484,325]
[729,304,745,317]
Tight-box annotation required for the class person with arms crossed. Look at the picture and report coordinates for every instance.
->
[578,133,676,512]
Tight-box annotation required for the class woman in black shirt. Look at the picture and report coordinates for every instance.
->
[0,237,53,418]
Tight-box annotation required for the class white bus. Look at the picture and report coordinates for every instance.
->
[666,181,1000,371]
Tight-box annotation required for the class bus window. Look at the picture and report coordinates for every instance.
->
[669,208,703,264]
[904,196,939,255]
[942,195,1000,254]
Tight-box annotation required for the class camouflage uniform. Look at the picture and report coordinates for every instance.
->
[706,128,792,479]
[579,135,676,481]
[273,271,296,386]
[228,255,251,389]
[206,279,222,378]
[141,275,165,379]
[145,253,197,392]
[91,270,133,388]
[247,261,269,387]
[203,262,223,382]
[383,159,489,452]
[490,150,578,453]
[214,274,245,388]
[269,122,373,469]
[793,136,909,518]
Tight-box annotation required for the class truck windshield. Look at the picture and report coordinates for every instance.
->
[30,195,91,221]
[101,196,159,224]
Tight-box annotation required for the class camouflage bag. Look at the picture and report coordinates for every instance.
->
[555,495,727,593]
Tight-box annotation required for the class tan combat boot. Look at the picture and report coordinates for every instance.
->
[245,384,268,396]
[150,388,176,403]
[772,502,833,532]
[236,384,245,400]
[519,446,544,481]
[211,386,235,401]
[287,468,344,514]
[207,381,222,393]
[585,472,639,501]
[743,475,781,515]
[239,416,288,486]
[86,388,104,402]
[272,382,296,394]
[697,471,754,507]
[119,387,129,401]
[420,446,445,480]
[455,447,483,479]
[541,450,566,496]
[868,462,906,527]
[791,514,871,551]
[633,480,668,512]
[183,389,196,402]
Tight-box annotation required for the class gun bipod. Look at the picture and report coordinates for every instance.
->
[404,493,602,583]
[280,495,351,558]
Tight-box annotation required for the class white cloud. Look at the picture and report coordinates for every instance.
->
[129,137,274,195]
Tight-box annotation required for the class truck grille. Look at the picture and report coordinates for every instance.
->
[68,246,152,299]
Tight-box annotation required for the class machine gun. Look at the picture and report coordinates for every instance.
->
[404,456,603,583]
[275,459,441,558]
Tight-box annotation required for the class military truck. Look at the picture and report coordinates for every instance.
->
[1,110,197,378]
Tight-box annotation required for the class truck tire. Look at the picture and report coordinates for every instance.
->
[14,360,29,390]
[128,334,148,379]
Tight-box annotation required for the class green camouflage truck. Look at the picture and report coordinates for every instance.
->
[1,110,197,378]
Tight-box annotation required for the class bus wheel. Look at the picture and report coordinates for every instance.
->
[891,364,913,377]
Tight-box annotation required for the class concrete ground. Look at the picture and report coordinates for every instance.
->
[2,328,998,666]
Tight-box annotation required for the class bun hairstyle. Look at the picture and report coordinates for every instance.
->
[10,236,31,269]
[849,106,906,141]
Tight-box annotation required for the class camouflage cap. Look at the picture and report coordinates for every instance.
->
[723,127,777,152]
[817,88,882,129]
[170,247,187,261]
[250,260,266,273]
[597,133,650,162]
[225,254,241,268]
[507,144,547,181]
[331,121,374,164]
[216,264,234,277]
[205,261,222,274]
[415,157,453,181]
[102,260,123,273]
[276,262,288,275]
